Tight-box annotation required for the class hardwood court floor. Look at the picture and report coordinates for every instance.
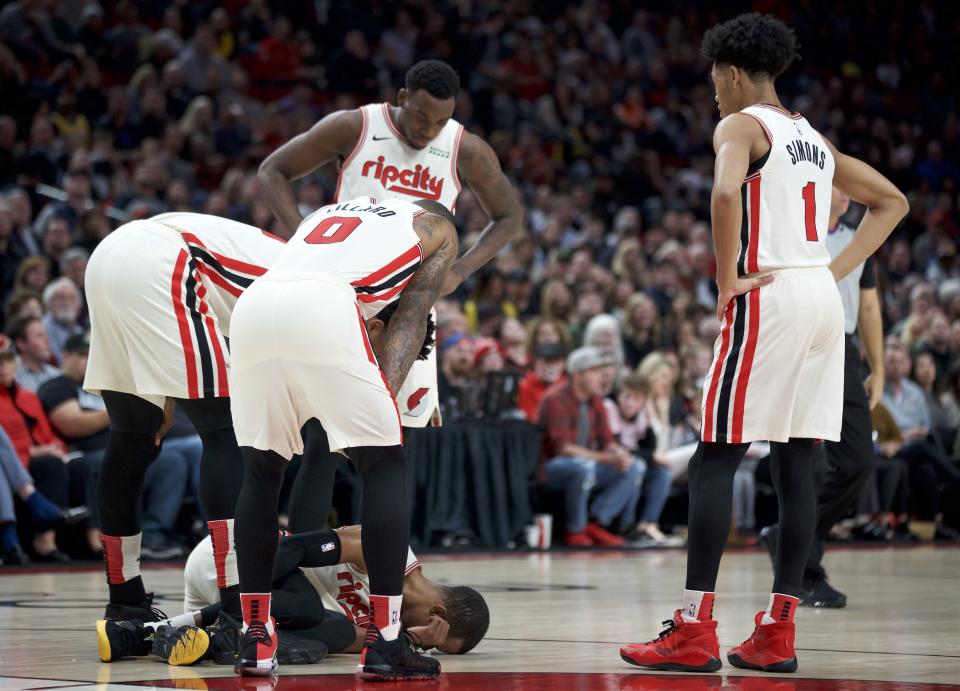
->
[0,545,957,690]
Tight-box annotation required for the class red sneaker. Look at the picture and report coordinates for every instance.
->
[235,617,278,676]
[565,530,594,547]
[727,611,798,673]
[620,610,721,673]
[586,521,625,546]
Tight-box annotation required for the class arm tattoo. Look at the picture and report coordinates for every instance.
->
[379,231,458,395]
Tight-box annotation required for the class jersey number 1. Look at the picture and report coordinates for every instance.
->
[802,182,818,242]
[305,216,362,244]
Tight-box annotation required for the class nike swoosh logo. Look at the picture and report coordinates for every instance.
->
[372,135,392,141]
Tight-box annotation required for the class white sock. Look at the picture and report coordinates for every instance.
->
[144,610,199,632]
[370,594,403,641]
[681,589,715,623]
[761,592,799,624]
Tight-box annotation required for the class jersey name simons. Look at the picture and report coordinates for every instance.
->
[786,138,827,169]
[361,156,444,201]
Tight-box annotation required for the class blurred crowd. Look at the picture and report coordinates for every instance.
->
[1,0,959,559]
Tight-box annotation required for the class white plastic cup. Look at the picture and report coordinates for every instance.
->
[535,513,553,549]
[524,524,540,549]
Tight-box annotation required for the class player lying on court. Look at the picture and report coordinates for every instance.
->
[96,525,489,666]
[228,197,459,679]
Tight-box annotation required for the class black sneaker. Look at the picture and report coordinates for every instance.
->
[800,575,847,608]
[103,593,167,622]
[208,610,242,665]
[1,545,31,566]
[151,624,210,666]
[357,626,441,682]
[96,619,152,662]
[235,618,278,677]
[276,630,327,664]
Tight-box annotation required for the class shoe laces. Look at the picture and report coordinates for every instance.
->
[245,621,272,645]
[149,606,167,621]
[651,618,678,642]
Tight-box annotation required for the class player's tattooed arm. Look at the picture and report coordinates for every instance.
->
[445,133,524,295]
[258,109,362,235]
[380,218,458,395]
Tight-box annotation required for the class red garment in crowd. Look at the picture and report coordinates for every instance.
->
[517,372,566,423]
[0,384,67,467]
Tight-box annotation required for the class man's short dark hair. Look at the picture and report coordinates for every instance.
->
[413,199,456,226]
[8,315,41,346]
[701,13,798,79]
[441,585,490,653]
[375,301,436,360]
[405,60,460,100]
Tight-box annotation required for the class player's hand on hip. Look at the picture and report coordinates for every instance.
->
[155,397,177,446]
[716,275,775,320]
[864,372,884,410]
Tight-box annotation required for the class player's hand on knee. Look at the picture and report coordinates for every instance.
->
[154,398,177,446]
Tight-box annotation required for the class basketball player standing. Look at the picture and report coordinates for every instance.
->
[620,14,908,674]
[257,59,522,427]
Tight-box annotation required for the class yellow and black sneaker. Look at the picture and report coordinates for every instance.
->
[96,619,152,662]
[152,625,211,666]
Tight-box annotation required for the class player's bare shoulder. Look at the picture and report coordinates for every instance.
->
[455,130,500,180]
[712,111,767,154]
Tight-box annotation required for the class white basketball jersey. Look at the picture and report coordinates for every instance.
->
[150,212,286,334]
[334,103,464,211]
[266,196,425,319]
[736,104,835,274]
[302,549,421,627]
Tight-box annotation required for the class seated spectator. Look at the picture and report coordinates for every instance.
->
[437,334,476,420]
[567,287,605,349]
[518,342,566,422]
[912,350,957,450]
[603,374,673,544]
[4,289,43,327]
[10,316,59,392]
[525,316,571,356]
[882,343,960,540]
[13,255,51,296]
[37,334,190,559]
[41,277,85,365]
[584,314,627,377]
[0,425,88,565]
[537,347,644,547]
[0,334,76,561]
[621,293,663,369]
[464,271,517,334]
[862,401,917,541]
[496,317,529,372]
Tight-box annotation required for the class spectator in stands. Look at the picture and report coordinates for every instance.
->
[516,338,561,411]
[0,333,76,561]
[437,334,476,420]
[13,255,51,296]
[3,290,42,329]
[40,215,72,270]
[913,350,956,450]
[882,343,960,539]
[584,314,626,377]
[526,316,571,356]
[538,346,644,547]
[497,317,529,372]
[37,334,190,559]
[10,316,59,392]
[621,293,663,368]
[41,278,84,365]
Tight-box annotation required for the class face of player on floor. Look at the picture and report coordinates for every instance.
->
[401,596,466,655]
[396,88,455,149]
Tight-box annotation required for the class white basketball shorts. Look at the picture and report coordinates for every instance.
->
[701,266,844,444]
[84,221,230,408]
[229,273,402,458]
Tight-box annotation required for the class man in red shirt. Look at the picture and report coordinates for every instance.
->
[518,342,566,421]
[537,347,645,547]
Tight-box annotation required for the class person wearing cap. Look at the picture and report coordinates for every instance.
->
[437,333,476,419]
[517,341,567,422]
[537,346,646,547]
[37,334,190,560]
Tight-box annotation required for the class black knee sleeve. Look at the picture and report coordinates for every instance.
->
[272,529,342,582]
[685,441,749,592]
[287,420,339,533]
[96,392,165,535]
[177,397,242,521]
[235,447,286,594]
[351,445,408,596]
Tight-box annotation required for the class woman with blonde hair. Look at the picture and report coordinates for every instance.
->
[538,278,573,324]
[178,95,215,137]
[622,292,663,368]
[14,256,52,295]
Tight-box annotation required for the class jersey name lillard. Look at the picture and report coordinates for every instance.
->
[335,103,464,211]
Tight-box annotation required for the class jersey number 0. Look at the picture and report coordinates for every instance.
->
[304,216,362,245]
